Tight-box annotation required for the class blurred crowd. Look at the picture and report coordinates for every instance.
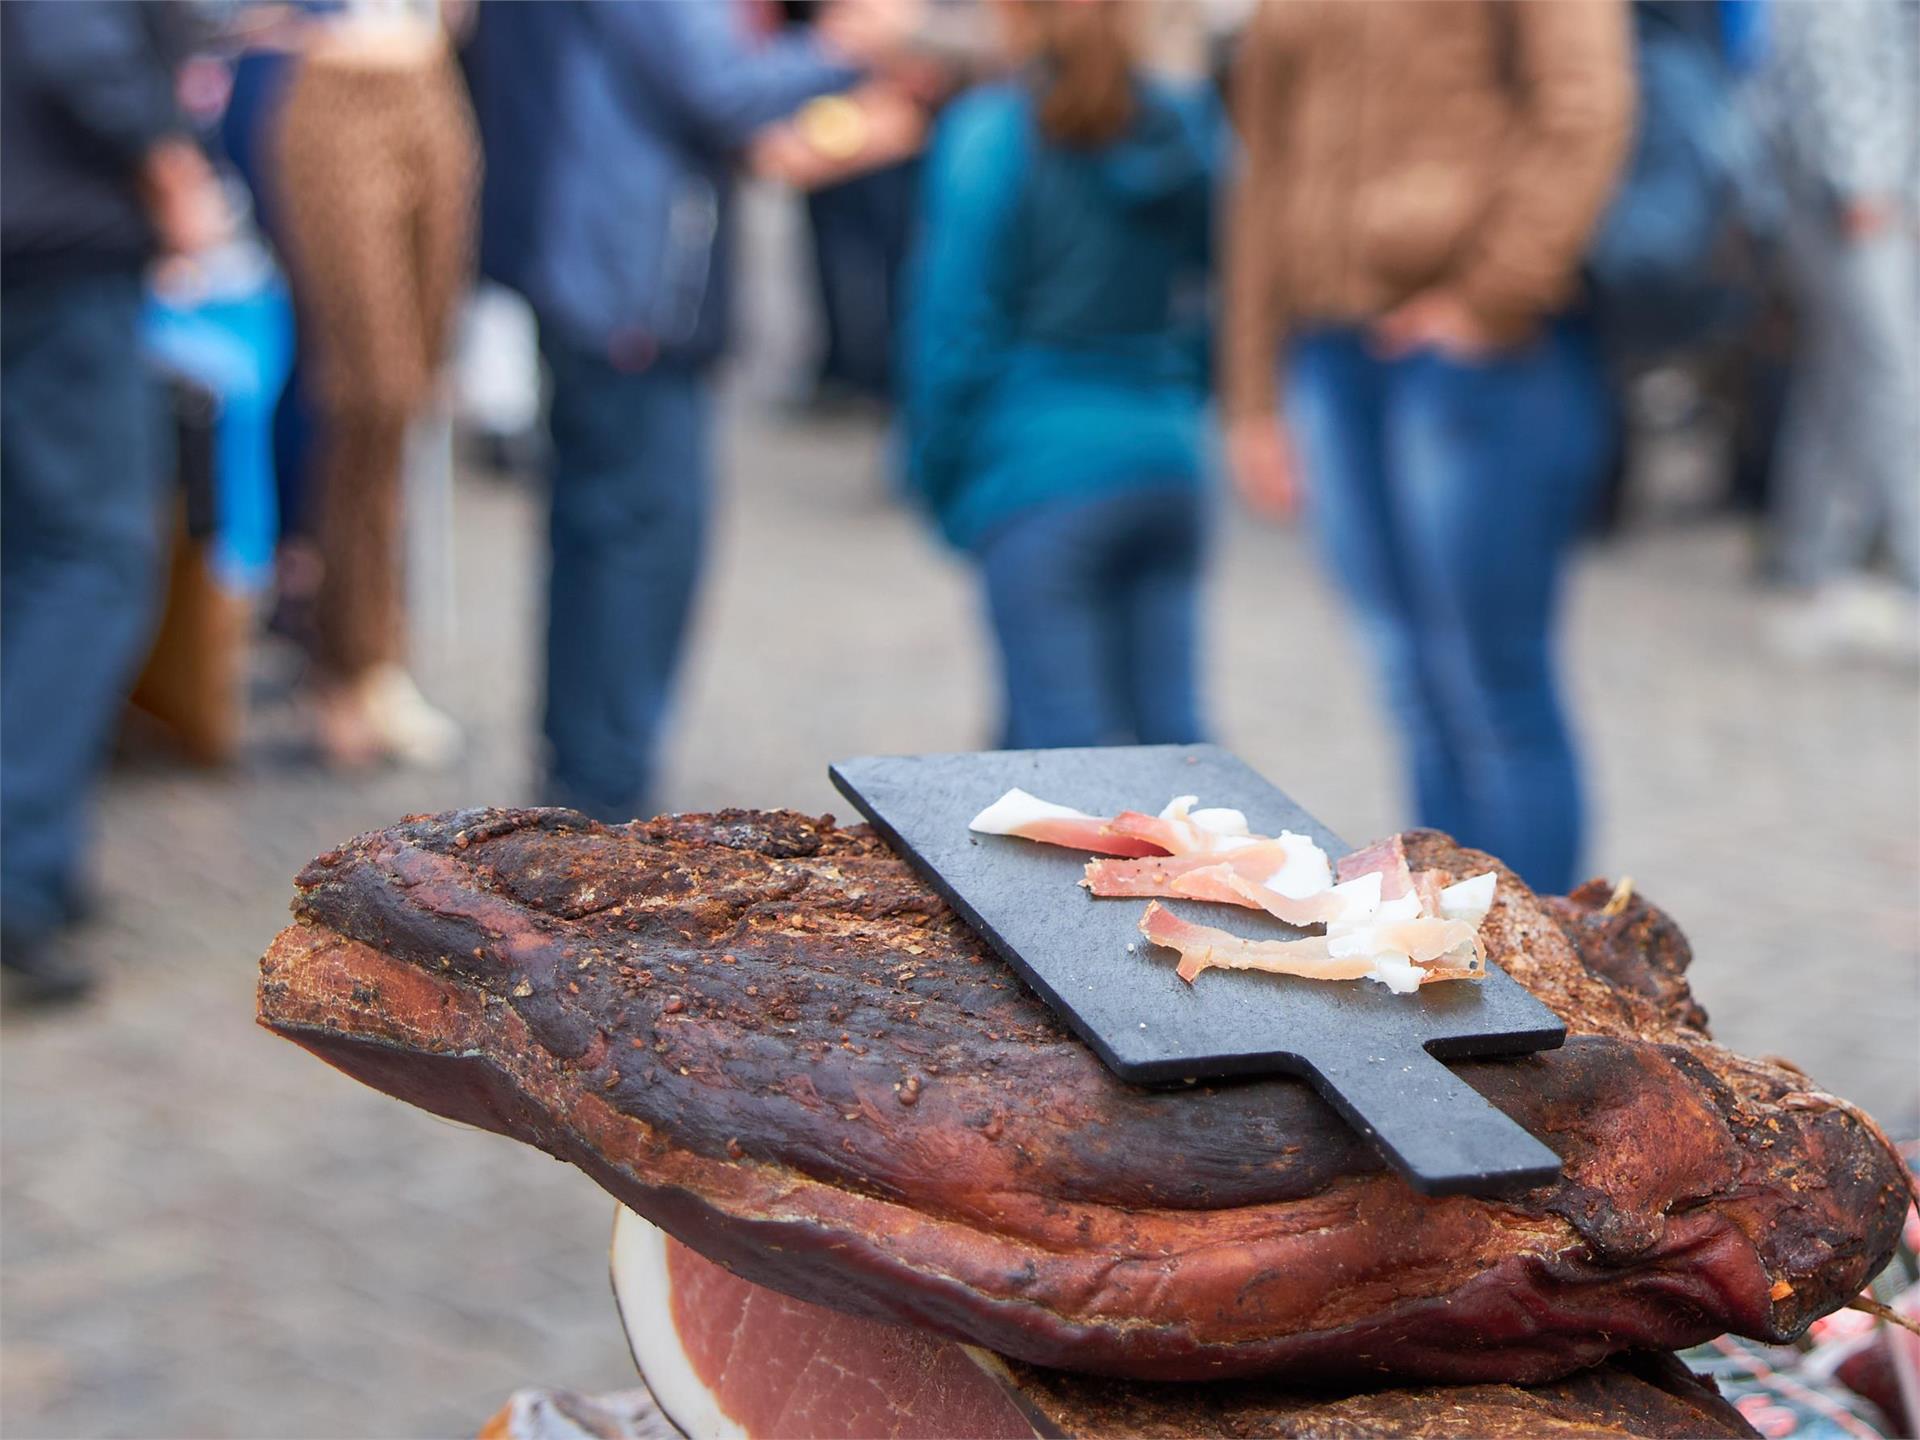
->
[2,0,1915,1004]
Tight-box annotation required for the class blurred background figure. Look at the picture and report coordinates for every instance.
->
[1,0,226,1001]
[780,0,923,413]
[1580,1,1761,532]
[468,0,906,825]
[1760,0,1919,664]
[1221,0,1633,895]
[217,12,325,656]
[271,0,477,770]
[4,3,1919,1431]
[901,0,1215,751]
[453,280,545,477]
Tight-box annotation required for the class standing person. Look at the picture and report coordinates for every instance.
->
[1,1,226,1000]
[780,1,921,410]
[800,160,919,407]
[271,0,478,769]
[468,1,891,824]
[1762,0,1919,661]
[219,14,326,652]
[1221,0,1632,895]
[901,0,1216,750]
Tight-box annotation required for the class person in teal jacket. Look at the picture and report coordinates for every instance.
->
[901,0,1215,749]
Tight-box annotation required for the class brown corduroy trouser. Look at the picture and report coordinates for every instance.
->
[273,53,478,680]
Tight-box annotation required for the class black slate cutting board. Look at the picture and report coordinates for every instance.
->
[830,745,1565,1196]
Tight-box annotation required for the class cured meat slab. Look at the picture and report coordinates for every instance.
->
[256,807,1910,1385]
[611,1207,1761,1439]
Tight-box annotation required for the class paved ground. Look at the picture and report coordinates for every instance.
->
[4,222,1917,1438]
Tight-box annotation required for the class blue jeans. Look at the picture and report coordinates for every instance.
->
[1774,207,1919,591]
[1287,324,1608,894]
[806,161,917,401]
[2,273,167,939]
[977,486,1205,750]
[540,336,707,823]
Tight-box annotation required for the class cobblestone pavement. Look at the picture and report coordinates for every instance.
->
[4,383,1917,1436]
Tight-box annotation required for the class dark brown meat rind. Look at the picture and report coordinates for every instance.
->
[1544,879,1710,1033]
[257,808,1908,1385]
[993,1350,1760,1439]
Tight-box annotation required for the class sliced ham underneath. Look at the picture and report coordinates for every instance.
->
[607,1210,1758,1440]
[613,1207,1037,1440]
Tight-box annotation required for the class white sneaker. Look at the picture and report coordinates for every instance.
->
[1833,575,1920,662]
[362,665,463,769]
[1768,580,1920,665]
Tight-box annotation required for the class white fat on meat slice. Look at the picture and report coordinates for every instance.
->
[969,788,1100,835]
[611,1207,749,1440]
[1130,828,1492,994]
[1258,833,1335,900]
[1203,868,1380,933]
[1439,871,1498,925]
[1322,870,1384,925]
[1157,795,1252,838]
[967,788,1165,857]
[1322,891,1483,993]
[1326,894,1420,991]
[1367,954,1427,995]
[1151,795,1259,854]
[1155,801,1335,890]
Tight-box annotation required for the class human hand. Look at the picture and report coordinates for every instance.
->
[817,0,920,68]
[1370,289,1504,362]
[749,86,927,190]
[843,83,927,165]
[1839,195,1900,241]
[746,123,818,187]
[884,52,955,107]
[140,138,230,257]
[1227,413,1300,521]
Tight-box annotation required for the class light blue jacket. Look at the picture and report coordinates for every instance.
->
[901,80,1217,549]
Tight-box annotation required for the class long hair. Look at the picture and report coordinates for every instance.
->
[1022,0,1137,148]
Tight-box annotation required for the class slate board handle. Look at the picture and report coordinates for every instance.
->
[1306,1046,1561,1197]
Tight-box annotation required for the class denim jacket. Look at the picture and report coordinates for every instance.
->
[469,0,856,364]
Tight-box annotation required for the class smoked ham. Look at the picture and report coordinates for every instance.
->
[256,807,1909,1386]
[611,1209,1762,1440]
